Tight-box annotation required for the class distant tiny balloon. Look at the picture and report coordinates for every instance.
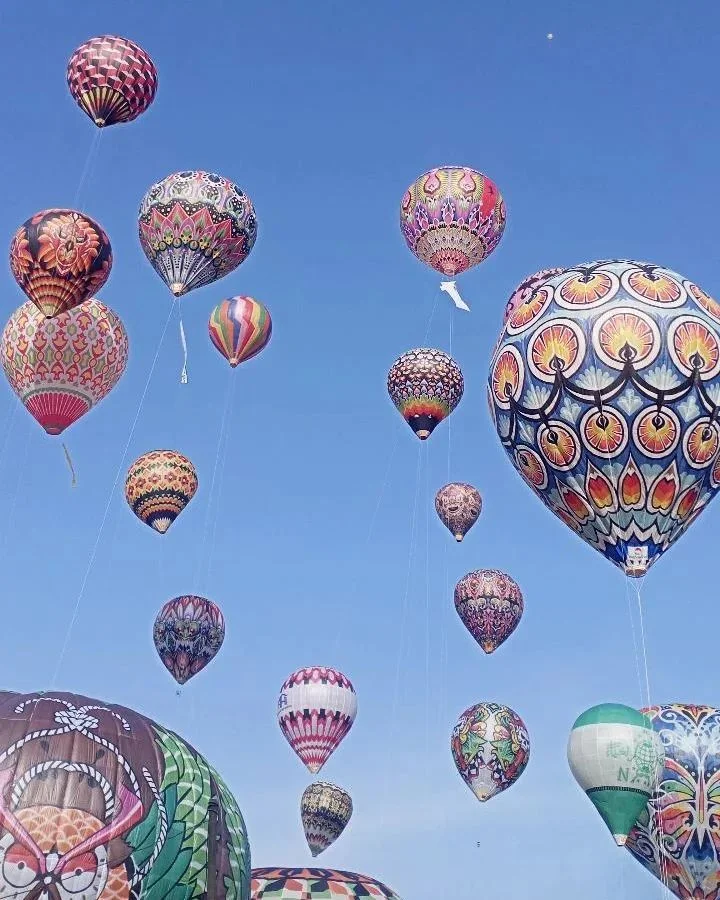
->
[547,33,554,39]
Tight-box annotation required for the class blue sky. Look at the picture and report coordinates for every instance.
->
[0,1,718,897]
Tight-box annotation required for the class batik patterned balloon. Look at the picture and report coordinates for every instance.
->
[454,570,524,653]
[67,35,158,127]
[138,171,257,297]
[300,782,353,857]
[451,701,530,802]
[489,259,720,577]
[400,167,506,277]
[387,348,463,440]
[252,869,402,900]
[277,667,357,774]
[627,704,720,899]
[10,209,113,318]
[153,595,225,685]
[435,483,482,541]
[208,296,272,368]
[1,298,128,435]
[125,450,198,534]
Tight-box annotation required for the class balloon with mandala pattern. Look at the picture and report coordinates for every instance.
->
[626,704,720,899]
[10,209,113,318]
[67,35,158,127]
[138,171,257,297]
[300,782,353,857]
[488,259,720,577]
[451,701,530,802]
[387,348,463,440]
[208,296,272,368]
[454,570,524,654]
[435,483,482,541]
[400,167,506,277]
[277,668,357,774]
[125,450,198,534]
[153,595,225,685]
[1,298,128,436]
[252,869,402,900]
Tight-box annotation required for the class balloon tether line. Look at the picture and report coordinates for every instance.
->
[62,443,77,487]
[72,129,103,212]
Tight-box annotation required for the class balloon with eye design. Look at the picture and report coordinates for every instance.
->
[387,348,463,440]
[435,482,482,541]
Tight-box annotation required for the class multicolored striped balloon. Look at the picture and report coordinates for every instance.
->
[208,296,272,368]
[153,595,225,685]
[300,782,353,857]
[125,450,198,534]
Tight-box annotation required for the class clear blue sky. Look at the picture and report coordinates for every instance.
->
[0,1,718,898]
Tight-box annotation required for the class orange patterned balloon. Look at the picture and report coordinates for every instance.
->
[125,450,198,534]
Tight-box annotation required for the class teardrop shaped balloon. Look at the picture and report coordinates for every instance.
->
[208,296,272,367]
[568,703,664,847]
[67,35,158,127]
[125,450,198,533]
[626,704,720,898]
[153,595,225,685]
[277,667,357,774]
[301,782,353,857]
[400,166,506,277]
[387,348,463,440]
[488,259,720,577]
[454,569,524,653]
[451,701,530,802]
[138,171,257,297]
[1,298,127,435]
[435,482,482,541]
[10,209,113,318]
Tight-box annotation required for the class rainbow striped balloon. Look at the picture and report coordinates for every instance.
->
[208,296,272,368]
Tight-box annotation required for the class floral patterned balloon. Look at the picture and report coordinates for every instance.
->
[125,450,198,534]
[387,348,463,440]
[153,595,225,685]
[454,569,524,653]
[434,482,482,541]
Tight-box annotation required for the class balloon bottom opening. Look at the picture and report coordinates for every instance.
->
[409,414,439,440]
[25,393,90,437]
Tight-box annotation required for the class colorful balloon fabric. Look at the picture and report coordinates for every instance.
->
[454,570,524,654]
[9,209,113,318]
[277,667,357,774]
[1,298,128,435]
[252,869,401,900]
[400,166,506,277]
[67,35,158,127]
[0,690,250,900]
[387,348,463,440]
[568,703,664,847]
[435,482,482,541]
[153,595,226,685]
[627,704,720,899]
[209,296,272,368]
[125,450,198,534]
[138,171,258,297]
[300,782,353,857]
[451,701,530,802]
[502,267,565,326]
[488,259,720,577]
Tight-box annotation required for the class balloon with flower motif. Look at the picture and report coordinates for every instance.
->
[435,483,482,541]
[138,171,257,298]
[208,296,272,368]
[488,259,720,578]
[454,570,524,653]
[153,595,225,685]
[125,450,198,534]
[387,348,463,440]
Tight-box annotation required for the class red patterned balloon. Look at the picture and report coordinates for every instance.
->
[67,35,158,127]
[9,209,113,318]
[435,482,482,541]
[0,298,128,435]
[454,569,524,653]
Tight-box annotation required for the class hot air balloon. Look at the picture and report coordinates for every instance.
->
[125,450,198,534]
[277,667,357,774]
[387,348,463,440]
[502,267,565,326]
[488,259,720,577]
[0,690,250,900]
[1,298,128,435]
[451,701,530,802]
[568,703,664,847]
[454,570,524,654]
[435,483,482,541]
[154,595,225,685]
[10,209,112,318]
[300,782,353,857]
[209,296,272,368]
[252,869,402,900]
[67,35,158,128]
[138,171,257,298]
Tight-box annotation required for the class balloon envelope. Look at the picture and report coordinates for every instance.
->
[435,482,482,541]
[277,667,357,774]
[300,782,353,857]
[387,348,463,440]
[488,259,720,577]
[454,569,523,653]
[502,267,565,326]
[125,450,198,533]
[153,595,225,685]
[209,296,272,367]
[138,171,257,297]
[400,166,505,277]
[252,870,401,900]
[67,35,158,127]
